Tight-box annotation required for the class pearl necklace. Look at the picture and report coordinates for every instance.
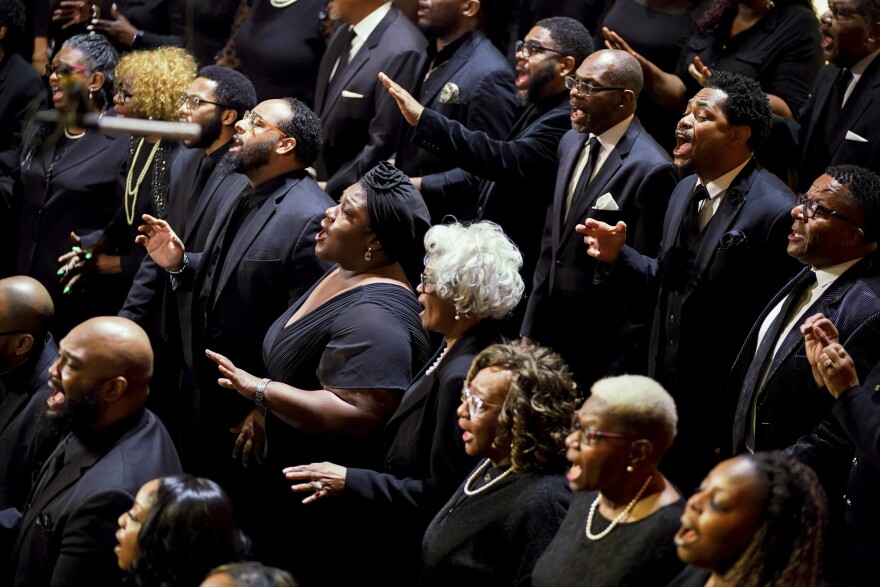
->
[269,0,298,7]
[424,344,449,376]
[585,475,654,541]
[64,128,86,140]
[463,459,514,496]
[124,138,162,225]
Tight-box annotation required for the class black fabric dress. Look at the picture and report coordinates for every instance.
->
[233,0,326,104]
[531,489,686,587]
[421,464,571,587]
[255,278,431,585]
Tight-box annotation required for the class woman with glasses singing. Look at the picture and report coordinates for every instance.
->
[17,33,128,337]
[420,342,576,587]
[531,375,685,587]
[283,221,524,585]
[56,46,195,325]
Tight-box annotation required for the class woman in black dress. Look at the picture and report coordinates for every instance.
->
[532,375,685,587]
[205,162,432,584]
[421,342,577,587]
[283,220,525,586]
[17,33,127,337]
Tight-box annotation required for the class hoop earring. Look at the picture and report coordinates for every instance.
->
[364,247,372,262]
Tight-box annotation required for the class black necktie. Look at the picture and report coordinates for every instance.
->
[331,26,357,82]
[678,185,710,249]
[565,137,601,221]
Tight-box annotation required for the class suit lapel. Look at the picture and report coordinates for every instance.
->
[316,25,351,114]
[421,33,479,106]
[802,66,837,160]
[27,437,102,516]
[827,58,880,154]
[50,131,116,177]
[0,393,30,436]
[551,132,584,250]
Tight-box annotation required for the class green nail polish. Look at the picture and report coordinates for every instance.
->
[85,253,92,260]
[72,246,82,252]
[63,286,71,294]
[56,268,64,275]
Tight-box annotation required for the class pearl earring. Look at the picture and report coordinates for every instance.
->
[364,247,372,262]
[626,465,634,473]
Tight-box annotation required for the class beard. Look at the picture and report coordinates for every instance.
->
[40,387,101,438]
[216,138,275,177]
[521,63,558,107]
[190,110,224,150]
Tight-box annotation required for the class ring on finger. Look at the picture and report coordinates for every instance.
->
[823,359,833,368]
[838,349,847,358]
[313,481,323,491]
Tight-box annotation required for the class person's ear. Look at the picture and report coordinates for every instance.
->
[367,233,382,251]
[462,0,480,18]
[629,439,654,465]
[557,55,577,78]
[12,333,34,358]
[0,26,7,42]
[275,136,297,156]
[221,108,238,126]
[729,124,752,149]
[101,376,129,402]
[89,71,106,93]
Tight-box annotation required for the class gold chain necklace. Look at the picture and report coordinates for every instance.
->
[125,138,162,225]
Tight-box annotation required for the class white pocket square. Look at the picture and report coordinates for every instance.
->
[845,130,869,142]
[341,90,364,99]
[592,193,619,211]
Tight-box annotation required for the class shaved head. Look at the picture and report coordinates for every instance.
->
[68,317,154,388]
[0,276,54,335]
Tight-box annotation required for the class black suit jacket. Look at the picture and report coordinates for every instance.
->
[181,171,333,438]
[0,53,45,209]
[521,118,676,386]
[0,337,59,511]
[798,59,880,191]
[314,7,426,198]
[396,31,516,221]
[731,257,880,454]
[409,92,571,291]
[6,410,181,587]
[614,159,798,486]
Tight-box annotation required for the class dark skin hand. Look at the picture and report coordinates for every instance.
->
[92,3,138,46]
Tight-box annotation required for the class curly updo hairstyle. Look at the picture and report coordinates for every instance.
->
[115,47,197,121]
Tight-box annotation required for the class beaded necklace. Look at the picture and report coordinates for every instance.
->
[463,459,514,497]
[585,475,654,541]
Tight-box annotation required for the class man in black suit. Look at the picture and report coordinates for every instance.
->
[3,316,181,587]
[381,17,592,312]
[313,0,425,198]
[395,0,517,222]
[0,277,57,512]
[137,97,333,484]
[120,66,256,460]
[521,49,676,387]
[731,165,880,456]
[797,0,880,191]
[582,72,799,491]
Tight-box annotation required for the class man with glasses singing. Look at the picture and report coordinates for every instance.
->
[730,165,880,459]
[119,65,256,463]
[580,72,798,492]
[521,48,676,389]
[797,0,880,191]
[136,98,333,492]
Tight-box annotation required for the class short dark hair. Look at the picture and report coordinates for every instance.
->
[199,65,257,119]
[707,70,772,150]
[132,475,249,587]
[853,0,880,20]
[62,34,120,110]
[827,164,880,241]
[536,16,593,67]
[278,97,323,166]
[0,0,25,44]
[206,562,299,587]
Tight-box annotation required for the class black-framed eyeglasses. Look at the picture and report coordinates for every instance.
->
[241,110,289,138]
[180,95,229,110]
[796,194,863,228]
[461,383,503,420]
[570,413,631,447]
[515,40,567,58]
[419,272,436,291]
[0,330,27,337]
[45,61,92,78]
[564,76,628,97]
[115,87,134,103]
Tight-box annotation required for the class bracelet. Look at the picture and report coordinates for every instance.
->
[132,29,144,47]
[255,378,271,407]
[166,253,188,275]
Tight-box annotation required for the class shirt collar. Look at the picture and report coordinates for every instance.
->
[850,46,880,77]
[428,30,473,62]
[590,114,634,152]
[698,157,751,200]
[813,257,863,289]
[352,1,392,42]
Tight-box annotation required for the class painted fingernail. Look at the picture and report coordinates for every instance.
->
[56,268,64,275]
[63,286,70,294]
[71,246,81,252]
[84,253,92,260]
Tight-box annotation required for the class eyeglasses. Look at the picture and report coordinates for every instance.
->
[180,95,229,110]
[570,414,631,447]
[45,61,92,78]
[796,194,863,228]
[564,76,628,98]
[419,272,436,291]
[0,330,27,337]
[241,110,289,138]
[461,383,502,420]
[515,40,567,58]
[115,87,134,103]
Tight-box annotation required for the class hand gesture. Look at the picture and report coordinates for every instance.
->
[230,410,265,467]
[800,313,859,398]
[378,72,424,127]
[56,232,94,294]
[52,0,93,29]
[284,462,347,504]
[576,219,627,263]
[688,56,713,88]
[136,214,186,270]
[205,349,262,401]
[92,3,138,46]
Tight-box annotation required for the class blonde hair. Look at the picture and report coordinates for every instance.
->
[116,47,196,121]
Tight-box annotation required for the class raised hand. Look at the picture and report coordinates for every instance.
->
[576,219,628,263]
[378,71,424,127]
[136,214,186,271]
[688,56,713,88]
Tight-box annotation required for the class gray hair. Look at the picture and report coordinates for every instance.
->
[424,221,524,319]
[590,375,678,454]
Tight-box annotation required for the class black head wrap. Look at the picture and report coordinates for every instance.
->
[361,162,431,279]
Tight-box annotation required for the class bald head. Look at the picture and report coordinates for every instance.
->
[0,276,54,335]
[598,49,644,97]
[71,317,153,386]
